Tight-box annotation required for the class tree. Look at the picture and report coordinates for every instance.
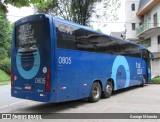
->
[35,0,97,25]
[0,10,11,60]
[0,1,8,13]
[0,0,15,60]
[0,0,32,60]
[1,0,121,26]
[35,0,121,26]
[71,0,96,26]
[35,0,73,20]
[0,0,49,15]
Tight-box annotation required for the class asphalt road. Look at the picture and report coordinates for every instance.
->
[0,84,160,122]
[0,84,26,108]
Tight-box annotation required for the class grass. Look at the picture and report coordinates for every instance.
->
[0,80,10,85]
[0,69,10,85]
[151,77,160,84]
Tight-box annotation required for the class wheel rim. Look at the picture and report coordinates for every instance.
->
[106,84,112,95]
[92,86,100,99]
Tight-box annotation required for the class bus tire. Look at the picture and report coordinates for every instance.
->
[88,82,101,103]
[101,81,113,98]
[140,78,145,87]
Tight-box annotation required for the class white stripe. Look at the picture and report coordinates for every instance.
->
[0,100,26,109]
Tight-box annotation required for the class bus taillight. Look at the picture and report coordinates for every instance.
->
[10,69,14,88]
[45,69,51,92]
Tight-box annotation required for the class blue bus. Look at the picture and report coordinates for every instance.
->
[11,14,153,103]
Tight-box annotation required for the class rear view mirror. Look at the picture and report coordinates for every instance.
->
[149,51,154,61]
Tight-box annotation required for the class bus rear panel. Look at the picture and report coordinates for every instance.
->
[11,14,53,102]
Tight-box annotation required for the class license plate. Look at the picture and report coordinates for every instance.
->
[24,85,32,90]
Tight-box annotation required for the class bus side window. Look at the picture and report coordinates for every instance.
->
[142,49,149,59]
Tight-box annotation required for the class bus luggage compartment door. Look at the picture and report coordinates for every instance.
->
[57,70,78,102]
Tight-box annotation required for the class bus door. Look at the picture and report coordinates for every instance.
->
[141,49,153,83]
[147,50,154,82]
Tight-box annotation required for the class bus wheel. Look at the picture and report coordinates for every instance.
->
[88,82,101,102]
[101,81,113,98]
[140,78,145,87]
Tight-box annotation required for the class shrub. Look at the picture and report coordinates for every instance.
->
[0,57,11,75]
[151,77,160,83]
[0,69,10,81]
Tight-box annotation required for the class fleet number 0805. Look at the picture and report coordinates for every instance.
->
[58,57,72,64]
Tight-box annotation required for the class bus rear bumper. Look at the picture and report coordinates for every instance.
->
[11,88,57,102]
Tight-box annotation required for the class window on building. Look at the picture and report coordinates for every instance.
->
[139,23,142,27]
[153,13,157,27]
[140,38,151,47]
[141,15,144,23]
[132,23,136,30]
[131,3,135,11]
[158,35,160,44]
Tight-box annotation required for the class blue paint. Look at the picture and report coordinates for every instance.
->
[11,14,151,103]
[16,49,40,79]
[116,65,126,89]
[111,56,130,90]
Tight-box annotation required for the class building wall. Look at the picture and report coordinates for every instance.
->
[125,0,160,78]
[150,2,160,28]
[151,59,160,77]
[145,30,159,53]
[125,0,140,41]
[142,3,160,77]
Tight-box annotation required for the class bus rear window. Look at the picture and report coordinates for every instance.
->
[16,22,42,47]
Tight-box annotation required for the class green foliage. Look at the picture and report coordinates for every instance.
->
[0,0,52,17]
[0,48,7,59]
[35,0,71,20]
[1,0,121,26]
[0,57,11,75]
[96,29,102,32]
[35,0,121,26]
[0,80,10,85]
[33,0,54,9]
[3,0,53,8]
[0,1,8,13]
[0,0,30,13]
[0,69,10,82]
[0,11,12,60]
[3,0,30,7]
[151,77,160,83]
[71,0,96,26]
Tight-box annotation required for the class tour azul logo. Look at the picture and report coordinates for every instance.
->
[136,62,142,74]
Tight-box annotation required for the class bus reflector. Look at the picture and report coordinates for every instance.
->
[10,69,14,88]
[45,69,51,92]
[82,84,87,86]
[60,87,66,90]
[40,94,46,97]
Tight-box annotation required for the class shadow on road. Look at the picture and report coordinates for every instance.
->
[112,84,149,96]
[23,99,88,113]
[19,84,149,113]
